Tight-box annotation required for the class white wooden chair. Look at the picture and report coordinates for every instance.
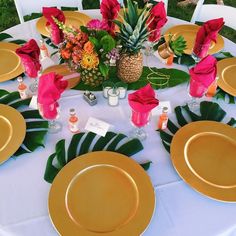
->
[14,0,83,23]
[190,0,236,30]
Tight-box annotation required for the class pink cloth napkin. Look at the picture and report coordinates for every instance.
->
[38,72,68,119]
[147,2,168,42]
[100,0,120,35]
[189,55,217,97]
[16,39,41,78]
[42,7,65,45]
[128,84,159,127]
[193,18,224,58]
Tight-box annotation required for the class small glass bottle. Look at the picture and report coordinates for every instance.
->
[158,107,169,130]
[68,108,79,133]
[39,39,49,58]
[206,78,218,97]
[17,76,28,99]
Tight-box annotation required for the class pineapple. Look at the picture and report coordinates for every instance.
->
[81,68,107,87]
[114,0,151,83]
[169,34,187,56]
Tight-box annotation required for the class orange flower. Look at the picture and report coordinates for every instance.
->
[81,51,99,69]
[60,48,71,60]
[83,41,94,54]
[65,42,73,49]
[72,52,82,64]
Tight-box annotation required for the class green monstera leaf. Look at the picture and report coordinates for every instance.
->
[0,90,48,157]
[158,101,236,153]
[44,131,150,183]
[215,87,235,104]
[0,33,26,45]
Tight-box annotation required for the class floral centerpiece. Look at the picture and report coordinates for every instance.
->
[56,19,116,87]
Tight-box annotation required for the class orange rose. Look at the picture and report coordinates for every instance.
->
[83,41,94,54]
[60,48,71,60]
[65,42,73,49]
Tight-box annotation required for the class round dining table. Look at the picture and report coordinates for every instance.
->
[1,10,236,236]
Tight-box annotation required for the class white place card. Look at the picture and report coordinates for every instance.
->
[152,101,172,116]
[29,95,38,109]
[85,117,110,137]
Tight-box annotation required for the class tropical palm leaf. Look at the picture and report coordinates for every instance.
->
[215,87,235,104]
[44,131,150,183]
[0,89,48,157]
[0,33,26,45]
[158,101,236,153]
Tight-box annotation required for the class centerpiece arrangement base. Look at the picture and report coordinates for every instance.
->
[117,52,143,83]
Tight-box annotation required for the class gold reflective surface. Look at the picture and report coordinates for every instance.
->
[36,11,91,37]
[217,57,236,96]
[0,104,26,164]
[43,64,80,89]
[49,151,155,236]
[164,24,224,55]
[171,121,236,202]
[0,42,24,82]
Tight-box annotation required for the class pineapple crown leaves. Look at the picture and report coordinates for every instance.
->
[168,34,187,56]
[114,0,152,54]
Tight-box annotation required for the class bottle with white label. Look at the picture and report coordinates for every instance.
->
[68,108,79,133]
[17,76,28,99]
[158,107,168,130]
[39,39,49,59]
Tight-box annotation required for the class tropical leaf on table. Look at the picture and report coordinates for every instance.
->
[44,131,150,183]
[73,66,190,91]
[158,101,236,153]
[42,35,59,49]
[0,90,48,157]
[215,87,235,104]
[0,33,26,45]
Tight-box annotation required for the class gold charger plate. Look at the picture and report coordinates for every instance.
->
[0,104,26,164]
[49,151,155,236]
[43,64,80,89]
[36,11,91,37]
[0,42,24,82]
[217,57,236,96]
[170,121,236,202]
[164,24,224,55]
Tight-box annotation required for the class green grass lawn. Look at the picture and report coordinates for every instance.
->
[0,0,235,43]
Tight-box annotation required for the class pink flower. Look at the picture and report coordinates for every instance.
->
[100,0,120,35]
[86,19,110,31]
[147,2,167,42]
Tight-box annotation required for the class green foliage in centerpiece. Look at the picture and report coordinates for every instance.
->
[168,34,187,56]
[44,131,150,183]
[158,101,236,153]
[0,89,48,157]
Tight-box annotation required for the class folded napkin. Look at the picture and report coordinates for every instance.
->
[42,7,65,45]
[147,2,168,42]
[193,18,224,58]
[128,84,159,127]
[16,39,41,78]
[189,55,217,97]
[38,72,68,119]
[100,0,120,35]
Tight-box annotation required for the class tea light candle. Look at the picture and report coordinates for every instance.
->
[115,82,127,99]
[108,88,119,106]
[102,81,114,98]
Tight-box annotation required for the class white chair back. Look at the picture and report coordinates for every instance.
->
[190,0,236,30]
[14,0,81,23]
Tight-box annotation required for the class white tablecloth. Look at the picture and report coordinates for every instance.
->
[1,11,236,236]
